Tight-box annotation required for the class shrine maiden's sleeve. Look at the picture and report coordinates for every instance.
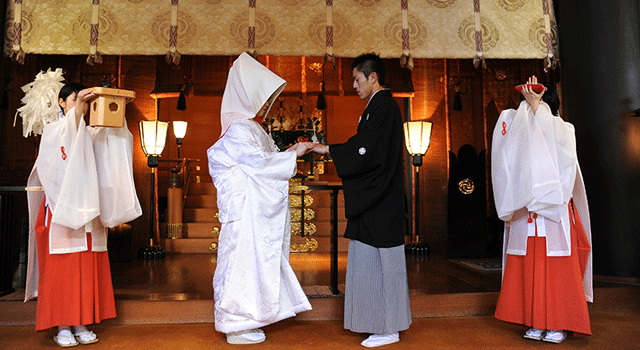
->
[93,126,142,227]
[50,113,100,230]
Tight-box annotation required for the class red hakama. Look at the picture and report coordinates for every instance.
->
[495,201,591,335]
[35,199,117,331]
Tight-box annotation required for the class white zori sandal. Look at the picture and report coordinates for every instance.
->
[523,327,545,341]
[361,333,400,348]
[73,325,99,345]
[543,330,567,344]
[226,329,266,344]
[53,328,78,348]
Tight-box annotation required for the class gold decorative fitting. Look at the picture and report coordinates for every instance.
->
[494,69,507,81]
[214,212,219,220]
[290,237,319,253]
[289,185,310,194]
[289,194,314,207]
[211,226,220,235]
[291,222,317,236]
[291,208,315,221]
[209,242,218,251]
[458,178,475,194]
[166,223,183,239]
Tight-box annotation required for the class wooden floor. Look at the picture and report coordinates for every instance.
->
[2,308,639,349]
[108,252,504,300]
[1,252,639,349]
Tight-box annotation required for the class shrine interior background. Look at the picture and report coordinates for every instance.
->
[1,0,639,298]
[0,53,549,257]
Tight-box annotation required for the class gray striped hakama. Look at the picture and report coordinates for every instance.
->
[344,240,412,334]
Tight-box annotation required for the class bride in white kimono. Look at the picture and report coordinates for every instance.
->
[207,53,313,344]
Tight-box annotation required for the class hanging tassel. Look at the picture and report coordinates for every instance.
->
[543,55,557,73]
[316,92,326,110]
[8,47,25,65]
[177,92,186,111]
[323,54,336,70]
[86,51,103,66]
[177,84,187,110]
[473,54,486,69]
[317,81,327,110]
[453,90,462,111]
[400,53,414,70]
[165,50,181,66]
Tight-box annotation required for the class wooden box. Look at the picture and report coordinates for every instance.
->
[89,87,136,127]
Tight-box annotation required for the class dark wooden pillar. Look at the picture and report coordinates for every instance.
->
[556,0,640,276]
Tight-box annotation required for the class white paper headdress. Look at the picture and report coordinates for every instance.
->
[15,68,65,138]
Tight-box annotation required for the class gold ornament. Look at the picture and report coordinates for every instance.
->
[458,178,475,194]
[291,222,317,236]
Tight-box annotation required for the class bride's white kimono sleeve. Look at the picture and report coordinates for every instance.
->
[207,119,312,333]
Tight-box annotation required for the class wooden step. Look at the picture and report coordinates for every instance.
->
[0,291,500,325]
[162,238,219,254]
[184,194,217,208]
[171,222,347,239]
[183,208,218,222]
[187,182,216,195]
[183,193,343,208]
[7,286,638,325]
[183,207,347,223]
[162,221,346,241]
[162,235,350,254]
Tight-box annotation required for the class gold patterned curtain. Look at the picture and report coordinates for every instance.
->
[4,0,558,61]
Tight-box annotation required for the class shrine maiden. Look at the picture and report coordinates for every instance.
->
[492,76,592,344]
[207,53,312,345]
[25,82,141,347]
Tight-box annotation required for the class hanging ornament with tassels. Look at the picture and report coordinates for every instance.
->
[317,81,327,111]
[166,0,181,65]
[472,0,486,69]
[542,0,558,72]
[8,0,26,64]
[86,0,103,65]
[323,0,336,68]
[14,68,65,138]
[247,0,257,59]
[399,0,413,70]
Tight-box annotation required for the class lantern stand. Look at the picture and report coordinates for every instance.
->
[139,120,169,260]
[403,121,433,255]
